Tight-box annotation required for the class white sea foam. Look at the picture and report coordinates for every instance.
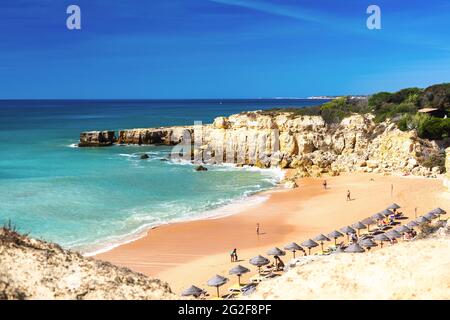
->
[81,185,276,257]
[77,156,284,257]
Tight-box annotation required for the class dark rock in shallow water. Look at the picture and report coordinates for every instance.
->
[78,131,115,147]
[160,158,169,162]
[195,165,208,172]
[140,154,150,160]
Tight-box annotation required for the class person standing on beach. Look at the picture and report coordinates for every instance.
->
[230,248,237,262]
[256,223,260,236]
[323,180,327,190]
[346,190,351,201]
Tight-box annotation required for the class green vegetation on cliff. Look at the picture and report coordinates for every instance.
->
[266,83,450,140]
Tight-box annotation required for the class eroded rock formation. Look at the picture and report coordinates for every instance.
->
[117,127,192,145]
[79,112,445,178]
[78,131,115,147]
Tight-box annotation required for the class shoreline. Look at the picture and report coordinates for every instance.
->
[96,172,449,294]
[83,190,275,257]
[80,164,286,257]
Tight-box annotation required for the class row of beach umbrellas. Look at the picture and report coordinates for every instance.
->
[182,205,446,298]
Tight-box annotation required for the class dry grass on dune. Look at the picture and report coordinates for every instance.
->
[247,224,450,300]
[0,225,177,300]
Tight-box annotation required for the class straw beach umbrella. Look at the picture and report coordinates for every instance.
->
[395,225,411,234]
[284,242,303,258]
[314,234,330,252]
[340,226,356,241]
[424,212,438,220]
[229,265,250,286]
[351,222,366,236]
[344,243,365,253]
[381,209,394,216]
[431,207,447,221]
[360,238,378,251]
[431,208,446,220]
[371,212,385,221]
[267,247,285,270]
[385,230,401,240]
[249,255,270,274]
[374,233,390,248]
[301,239,319,255]
[327,230,344,246]
[181,285,206,298]
[407,221,419,229]
[207,275,229,298]
[415,216,430,225]
[361,217,376,232]
[267,247,286,257]
[431,207,446,215]
[387,203,401,211]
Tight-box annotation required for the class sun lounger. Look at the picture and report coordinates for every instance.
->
[228,283,245,293]
[224,283,258,299]
[249,272,280,283]
[314,249,332,256]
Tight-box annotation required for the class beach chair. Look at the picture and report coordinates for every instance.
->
[314,249,332,256]
[228,283,245,293]
[249,272,280,283]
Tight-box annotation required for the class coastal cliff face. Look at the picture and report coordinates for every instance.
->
[79,112,444,178]
[201,113,442,177]
[0,227,176,300]
[117,127,192,145]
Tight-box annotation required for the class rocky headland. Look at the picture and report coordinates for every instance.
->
[79,112,447,183]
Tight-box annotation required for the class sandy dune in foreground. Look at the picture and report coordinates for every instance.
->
[97,172,450,296]
[248,232,450,300]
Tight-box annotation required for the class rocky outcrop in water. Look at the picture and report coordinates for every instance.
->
[78,131,115,147]
[0,227,176,300]
[117,127,192,145]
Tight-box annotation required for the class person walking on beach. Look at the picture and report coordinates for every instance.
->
[256,223,260,236]
[346,190,351,201]
[323,180,327,190]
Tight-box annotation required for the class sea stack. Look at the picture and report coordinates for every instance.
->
[78,131,115,147]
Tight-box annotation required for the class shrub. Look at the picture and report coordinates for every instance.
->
[419,83,450,110]
[399,113,450,140]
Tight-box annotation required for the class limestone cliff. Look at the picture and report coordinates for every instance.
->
[0,227,177,300]
[79,112,444,178]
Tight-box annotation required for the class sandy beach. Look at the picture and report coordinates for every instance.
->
[97,172,450,295]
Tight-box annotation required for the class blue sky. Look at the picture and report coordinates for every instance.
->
[0,0,450,98]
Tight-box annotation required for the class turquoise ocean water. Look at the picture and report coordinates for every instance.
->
[0,100,325,254]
